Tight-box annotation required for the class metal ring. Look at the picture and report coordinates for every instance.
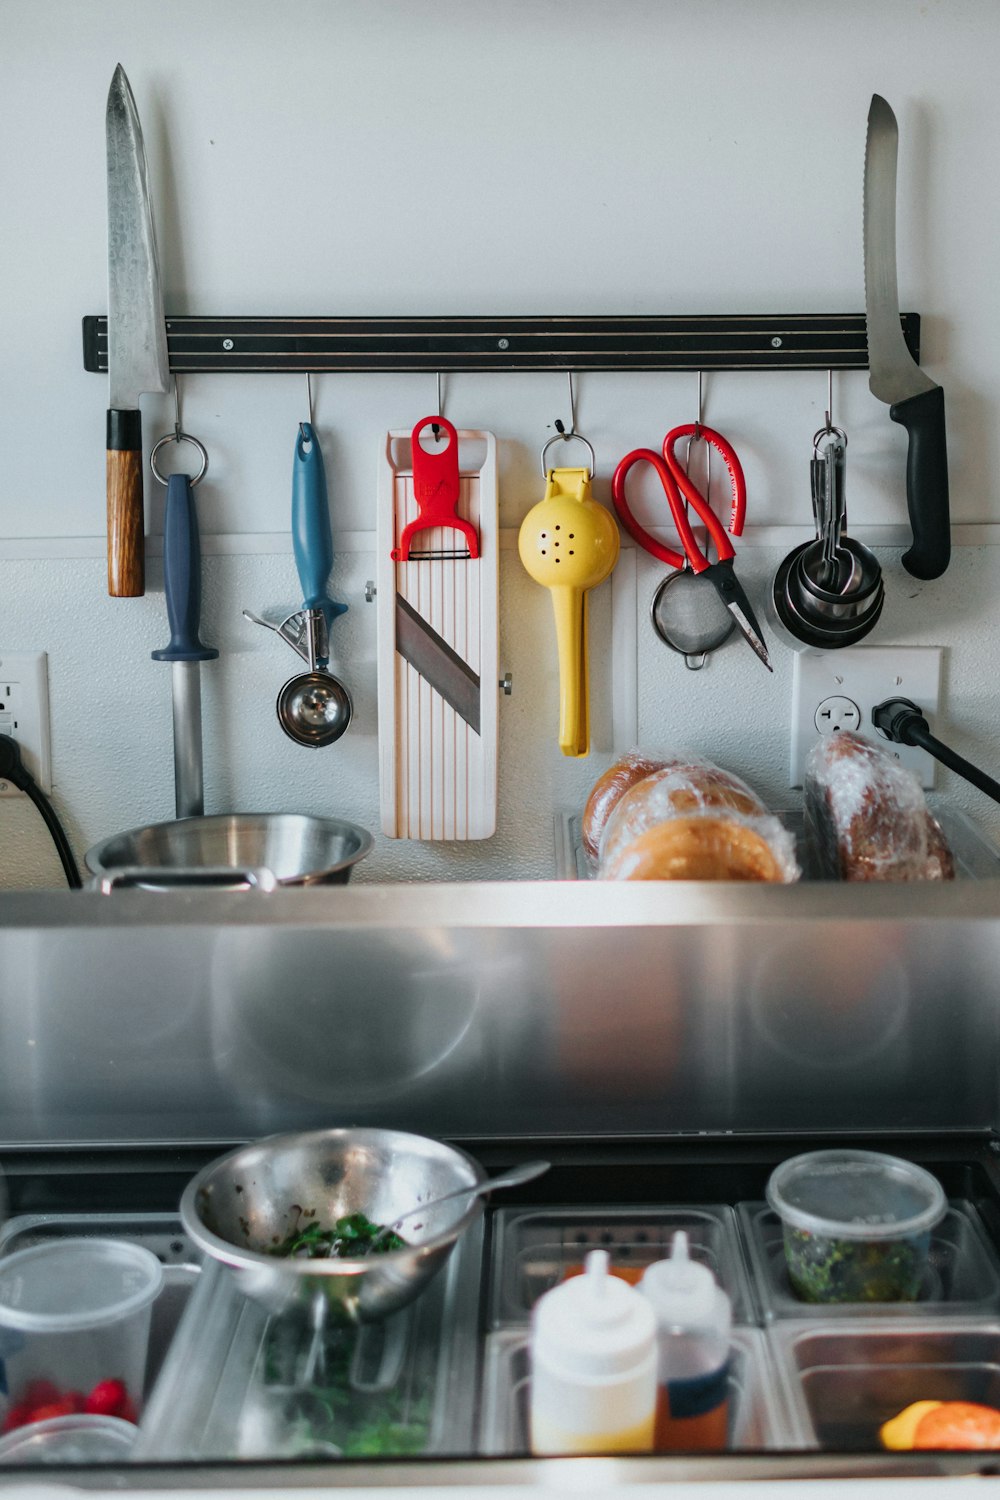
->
[539,431,596,477]
[150,431,209,487]
[812,424,848,454]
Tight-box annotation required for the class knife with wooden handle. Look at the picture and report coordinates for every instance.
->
[105,64,170,596]
[864,93,950,581]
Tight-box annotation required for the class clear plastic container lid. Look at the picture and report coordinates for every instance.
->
[765,1150,946,1241]
[0,1413,137,1464]
[0,1238,163,1331]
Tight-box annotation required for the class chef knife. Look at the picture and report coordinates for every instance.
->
[864,93,950,580]
[106,63,170,596]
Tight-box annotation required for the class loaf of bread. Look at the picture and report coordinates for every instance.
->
[581,751,669,863]
[596,756,799,883]
[804,730,955,882]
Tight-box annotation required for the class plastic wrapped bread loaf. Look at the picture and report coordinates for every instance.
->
[581,751,670,864]
[597,756,800,883]
[804,730,955,881]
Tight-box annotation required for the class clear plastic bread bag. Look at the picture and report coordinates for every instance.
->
[597,756,800,883]
[804,731,953,881]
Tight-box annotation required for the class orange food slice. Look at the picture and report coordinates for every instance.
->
[913,1402,1000,1449]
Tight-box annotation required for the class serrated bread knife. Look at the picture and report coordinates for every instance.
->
[105,64,170,596]
[864,93,950,580]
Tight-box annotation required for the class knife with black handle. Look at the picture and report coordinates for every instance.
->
[864,93,950,581]
[105,64,170,597]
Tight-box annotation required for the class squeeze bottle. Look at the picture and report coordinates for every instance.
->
[639,1231,732,1452]
[529,1248,656,1455]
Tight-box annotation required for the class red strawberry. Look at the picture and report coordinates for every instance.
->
[29,1396,81,1422]
[84,1379,129,1419]
[21,1380,60,1408]
[1,1404,33,1434]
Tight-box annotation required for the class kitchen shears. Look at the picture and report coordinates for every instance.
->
[612,424,772,672]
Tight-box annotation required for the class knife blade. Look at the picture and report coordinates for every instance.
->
[106,63,170,597]
[864,93,950,580]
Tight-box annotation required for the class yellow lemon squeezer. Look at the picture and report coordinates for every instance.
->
[518,458,620,758]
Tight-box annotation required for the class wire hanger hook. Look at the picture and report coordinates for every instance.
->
[299,371,315,439]
[431,372,445,442]
[553,370,577,439]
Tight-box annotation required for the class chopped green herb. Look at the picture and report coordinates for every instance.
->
[784,1226,929,1303]
[268,1211,407,1260]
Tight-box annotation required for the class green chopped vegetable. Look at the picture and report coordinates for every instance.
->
[268,1210,407,1260]
[784,1226,929,1303]
[261,1315,431,1458]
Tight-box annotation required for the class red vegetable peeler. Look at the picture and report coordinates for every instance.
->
[391,416,480,562]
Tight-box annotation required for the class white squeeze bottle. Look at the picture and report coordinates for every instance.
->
[529,1248,657,1455]
[639,1231,732,1452]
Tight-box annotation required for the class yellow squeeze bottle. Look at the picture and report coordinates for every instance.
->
[529,1249,657,1455]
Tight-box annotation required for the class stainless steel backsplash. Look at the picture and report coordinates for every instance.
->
[0,882,996,1146]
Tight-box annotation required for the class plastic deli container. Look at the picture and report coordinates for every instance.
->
[0,1413,137,1464]
[765,1150,946,1305]
[0,1238,163,1431]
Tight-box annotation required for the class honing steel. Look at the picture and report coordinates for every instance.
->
[864,93,950,580]
[149,429,217,819]
[105,64,170,596]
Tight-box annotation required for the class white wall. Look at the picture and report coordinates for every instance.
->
[4,0,1000,887]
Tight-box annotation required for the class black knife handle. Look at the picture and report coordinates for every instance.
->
[106,408,145,597]
[889,385,950,581]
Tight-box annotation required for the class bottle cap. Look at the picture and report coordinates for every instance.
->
[639,1231,732,1334]
[532,1248,656,1378]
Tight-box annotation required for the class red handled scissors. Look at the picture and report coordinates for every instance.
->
[612,424,772,671]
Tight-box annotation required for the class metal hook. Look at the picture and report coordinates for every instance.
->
[814,372,848,453]
[553,371,577,439]
[172,376,182,442]
[299,372,315,439]
[432,372,444,441]
[683,371,709,540]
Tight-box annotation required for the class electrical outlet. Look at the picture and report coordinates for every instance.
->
[790,647,942,788]
[0,652,51,796]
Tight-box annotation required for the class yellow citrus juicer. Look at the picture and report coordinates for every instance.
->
[518,464,620,757]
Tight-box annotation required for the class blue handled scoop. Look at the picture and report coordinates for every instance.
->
[277,423,352,746]
[292,423,347,652]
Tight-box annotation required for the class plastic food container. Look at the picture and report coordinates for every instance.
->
[0,1413,137,1464]
[0,1238,163,1430]
[765,1150,946,1304]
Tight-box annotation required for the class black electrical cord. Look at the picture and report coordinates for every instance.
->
[0,734,82,889]
[871,698,1000,807]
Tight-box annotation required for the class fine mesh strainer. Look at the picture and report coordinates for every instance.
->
[651,568,735,669]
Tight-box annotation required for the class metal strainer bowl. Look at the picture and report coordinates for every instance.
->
[179,1128,486,1323]
[651,569,735,668]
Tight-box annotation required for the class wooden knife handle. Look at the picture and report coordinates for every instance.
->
[106,409,145,596]
[890,385,950,582]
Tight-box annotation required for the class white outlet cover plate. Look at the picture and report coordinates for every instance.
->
[0,651,51,796]
[790,646,942,788]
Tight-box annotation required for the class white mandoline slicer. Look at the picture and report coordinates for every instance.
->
[376,419,498,840]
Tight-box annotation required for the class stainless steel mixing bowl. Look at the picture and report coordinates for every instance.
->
[179,1128,486,1322]
[85,812,372,889]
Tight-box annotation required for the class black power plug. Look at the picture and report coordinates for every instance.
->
[871,699,1000,807]
[0,733,82,888]
[0,733,32,791]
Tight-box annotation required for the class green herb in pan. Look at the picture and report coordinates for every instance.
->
[784,1226,929,1303]
[269,1211,407,1260]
